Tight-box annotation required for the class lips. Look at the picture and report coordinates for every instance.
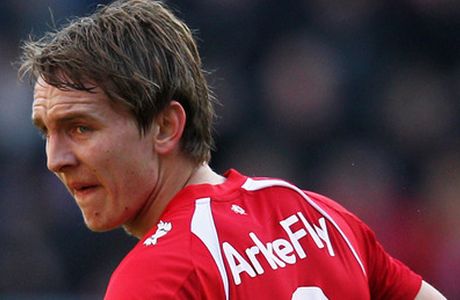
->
[69,182,100,197]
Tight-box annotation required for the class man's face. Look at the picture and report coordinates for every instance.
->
[32,79,158,232]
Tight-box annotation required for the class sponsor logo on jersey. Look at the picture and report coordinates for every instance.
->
[144,220,172,246]
[222,212,335,285]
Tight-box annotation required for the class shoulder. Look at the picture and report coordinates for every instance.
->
[105,220,196,298]
[303,192,423,298]
[300,190,378,258]
[302,191,368,228]
[302,191,357,217]
[241,175,368,231]
[105,204,226,299]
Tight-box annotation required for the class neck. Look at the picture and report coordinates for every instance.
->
[186,164,226,186]
[123,157,225,239]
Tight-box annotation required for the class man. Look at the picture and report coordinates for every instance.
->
[19,0,446,299]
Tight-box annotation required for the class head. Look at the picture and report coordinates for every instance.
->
[19,0,215,234]
[20,0,215,164]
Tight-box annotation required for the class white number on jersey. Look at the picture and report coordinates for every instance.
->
[292,286,328,300]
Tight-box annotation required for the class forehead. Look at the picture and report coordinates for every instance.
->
[32,79,116,125]
[33,78,102,104]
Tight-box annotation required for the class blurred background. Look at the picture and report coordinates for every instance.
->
[1,0,459,298]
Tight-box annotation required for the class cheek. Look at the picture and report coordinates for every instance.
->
[91,130,156,199]
[107,145,157,200]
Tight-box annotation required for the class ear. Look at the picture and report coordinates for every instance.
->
[153,101,187,155]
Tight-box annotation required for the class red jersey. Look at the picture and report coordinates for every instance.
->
[104,169,422,299]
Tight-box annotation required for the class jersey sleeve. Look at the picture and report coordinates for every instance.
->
[359,221,422,299]
[306,191,423,299]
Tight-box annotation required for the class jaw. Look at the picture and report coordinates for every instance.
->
[80,208,119,233]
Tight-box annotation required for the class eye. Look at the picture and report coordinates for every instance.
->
[75,125,91,135]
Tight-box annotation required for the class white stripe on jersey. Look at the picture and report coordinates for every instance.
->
[241,178,367,277]
[191,197,230,300]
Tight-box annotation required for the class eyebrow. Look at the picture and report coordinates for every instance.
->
[32,114,46,132]
[32,112,100,132]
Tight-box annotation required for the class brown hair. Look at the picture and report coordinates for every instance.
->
[19,0,215,163]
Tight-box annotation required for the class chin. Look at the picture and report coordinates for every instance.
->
[86,224,115,232]
[82,214,120,233]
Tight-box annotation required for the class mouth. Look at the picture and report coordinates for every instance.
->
[70,183,100,197]
[77,185,98,191]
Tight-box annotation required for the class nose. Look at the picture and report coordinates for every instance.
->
[46,135,78,173]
